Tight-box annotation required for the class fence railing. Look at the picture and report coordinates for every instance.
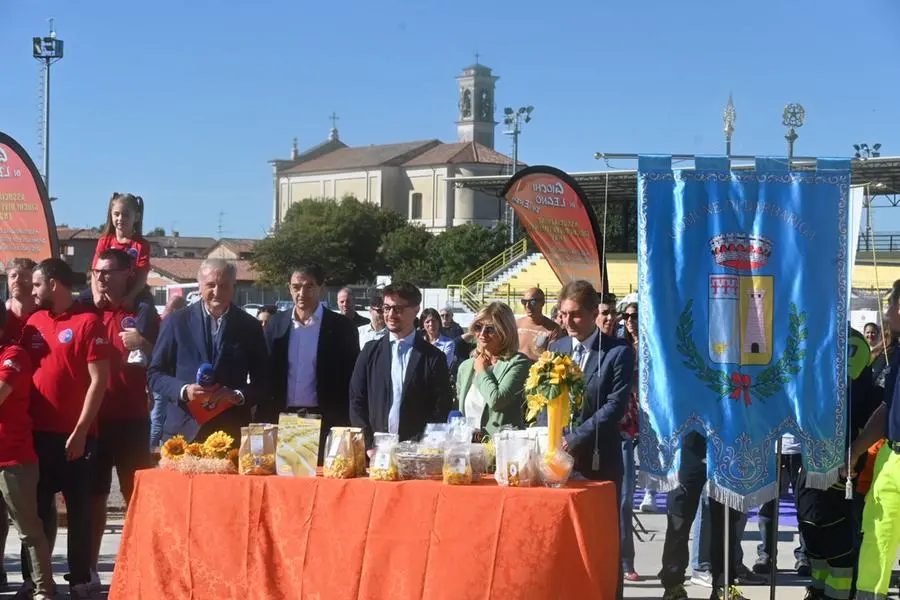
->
[857,233,900,253]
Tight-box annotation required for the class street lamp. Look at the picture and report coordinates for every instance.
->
[503,105,533,244]
[854,143,882,159]
[33,18,64,195]
[782,103,805,161]
[723,94,736,156]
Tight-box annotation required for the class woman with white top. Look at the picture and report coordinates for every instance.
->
[455,302,530,436]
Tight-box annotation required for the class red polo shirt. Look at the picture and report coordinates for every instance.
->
[98,304,158,421]
[0,344,36,466]
[3,309,26,345]
[94,234,151,277]
[24,303,109,434]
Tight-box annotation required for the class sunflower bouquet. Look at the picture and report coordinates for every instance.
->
[524,351,584,486]
[159,431,239,474]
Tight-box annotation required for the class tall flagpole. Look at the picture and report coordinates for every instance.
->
[722,94,736,600]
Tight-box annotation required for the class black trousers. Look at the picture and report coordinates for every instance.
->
[23,432,95,585]
[660,433,742,589]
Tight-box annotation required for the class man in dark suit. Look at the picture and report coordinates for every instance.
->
[551,280,633,600]
[263,264,359,463]
[148,259,268,444]
[350,282,452,448]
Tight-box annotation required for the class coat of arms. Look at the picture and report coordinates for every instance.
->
[676,233,807,406]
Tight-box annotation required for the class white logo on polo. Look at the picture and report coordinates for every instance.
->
[2,359,19,372]
[95,337,108,345]
[0,148,7,163]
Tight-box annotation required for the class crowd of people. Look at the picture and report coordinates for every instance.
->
[0,192,899,600]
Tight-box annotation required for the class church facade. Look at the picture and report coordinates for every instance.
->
[269,63,519,233]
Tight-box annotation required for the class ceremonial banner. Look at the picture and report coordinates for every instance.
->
[502,166,609,294]
[637,155,850,509]
[0,132,58,270]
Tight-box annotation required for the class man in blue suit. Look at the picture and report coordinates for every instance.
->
[550,280,633,600]
[148,259,268,444]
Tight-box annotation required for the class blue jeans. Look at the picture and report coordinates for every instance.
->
[691,489,747,572]
[620,437,636,571]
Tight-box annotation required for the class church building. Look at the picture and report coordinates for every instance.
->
[269,62,519,233]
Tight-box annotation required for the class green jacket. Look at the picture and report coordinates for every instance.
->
[456,352,531,435]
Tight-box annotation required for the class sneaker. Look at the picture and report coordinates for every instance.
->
[623,570,639,582]
[711,584,748,600]
[795,559,812,577]
[639,490,656,513]
[127,349,149,367]
[751,557,772,575]
[70,582,97,600]
[663,584,689,600]
[691,570,714,587]
[89,569,101,591]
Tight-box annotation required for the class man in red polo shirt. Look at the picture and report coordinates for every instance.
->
[0,302,54,600]
[86,249,158,588]
[22,258,109,600]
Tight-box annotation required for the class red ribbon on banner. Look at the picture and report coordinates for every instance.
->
[729,372,752,406]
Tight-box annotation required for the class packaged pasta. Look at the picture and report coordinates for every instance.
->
[494,429,540,487]
[276,414,321,477]
[369,433,399,481]
[540,447,575,488]
[323,428,356,479]
[238,423,278,475]
[443,444,473,485]
[349,427,366,476]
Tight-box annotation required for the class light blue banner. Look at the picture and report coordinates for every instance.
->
[637,155,850,509]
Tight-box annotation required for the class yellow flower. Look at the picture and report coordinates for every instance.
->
[525,370,542,391]
[185,443,205,458]
[538,351,554,365]
[161,435,187,460]
[203,431,235,459]
[525,393,548,422]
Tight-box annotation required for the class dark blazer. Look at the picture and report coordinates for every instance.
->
[147,302,269,443]
[349,334,452,447]
[263,307,359,428]
[549,331,634,482]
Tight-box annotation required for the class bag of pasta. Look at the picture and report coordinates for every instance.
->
[494,429,540,487]
[238,423,278,475]
[443,443,473,485]
[323,428,356,479]
[369,433,399,481]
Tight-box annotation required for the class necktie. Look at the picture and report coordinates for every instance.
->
[573,343,586,370]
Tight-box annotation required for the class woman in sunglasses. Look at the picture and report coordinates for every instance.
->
[455,302,530,437]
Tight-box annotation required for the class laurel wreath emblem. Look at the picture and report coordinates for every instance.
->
[675,300,807,405]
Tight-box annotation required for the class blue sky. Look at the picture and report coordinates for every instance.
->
[2,0,898,238]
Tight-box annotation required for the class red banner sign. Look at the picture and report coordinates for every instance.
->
[502,166,608,294]
[0,133,58,272]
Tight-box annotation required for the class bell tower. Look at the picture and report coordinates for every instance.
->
[455,59,498,149]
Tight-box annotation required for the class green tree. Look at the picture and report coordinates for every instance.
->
[380,224,436,287]
[252,195,404,286]
[146,226,166,237]
[428,224,509,286]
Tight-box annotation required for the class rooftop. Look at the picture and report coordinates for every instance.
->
[149,257,258,282]
[283,140,442,174]
[403,141,521,168]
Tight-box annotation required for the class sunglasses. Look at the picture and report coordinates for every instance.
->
[623,313,638,321]
[521,298,539,307]
[474,323,497,336]
[600,309,616,317]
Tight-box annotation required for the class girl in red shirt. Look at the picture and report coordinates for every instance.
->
[93,193,154,365]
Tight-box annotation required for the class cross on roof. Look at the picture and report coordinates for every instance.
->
[329,112,339,129]
[474,51,480,64]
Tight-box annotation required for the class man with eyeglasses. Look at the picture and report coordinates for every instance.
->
[439,307,463,340]
[350,282,452,448]
[516,287,562,361]
[358,293,387,349]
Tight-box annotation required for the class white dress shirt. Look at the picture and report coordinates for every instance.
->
[359,324,387,349]
[571,328,599,372]
[388,330,417,435]
[286,303,323,408]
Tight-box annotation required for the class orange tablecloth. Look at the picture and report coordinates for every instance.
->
[110,470,619,600]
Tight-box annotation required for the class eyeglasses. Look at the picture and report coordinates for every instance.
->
[382,304,411,314]
[623,313,638,321]
[521,298,539,307]
[600,309,616,317]
[474,323,497,336]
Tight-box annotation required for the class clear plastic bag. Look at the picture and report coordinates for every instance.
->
[276,414,321,477]
[239,424,278,475]
[323,428,356,479]
[494,430,540,487]
[369,433,399,481]
[443,443,473,485]
[539,447,575,488]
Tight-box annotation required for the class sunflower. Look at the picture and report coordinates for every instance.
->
[161,435,187,460]
[185,443,205,458]
[203,431,235,459]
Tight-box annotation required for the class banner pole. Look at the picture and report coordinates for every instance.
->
[769,438,784,600]
[724,505,731,600]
